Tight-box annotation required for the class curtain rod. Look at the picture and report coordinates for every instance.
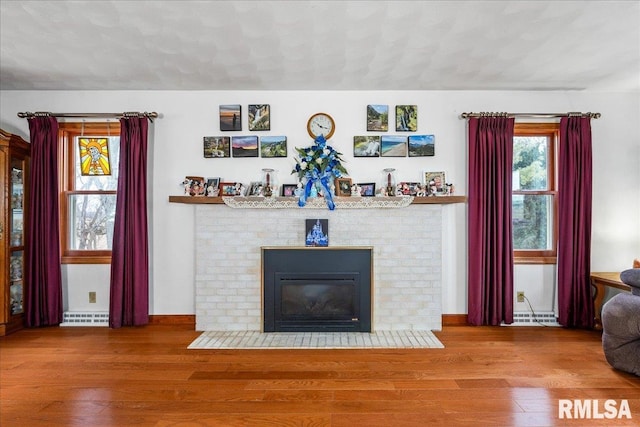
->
[17,111,159,122]
[460,112,600,119]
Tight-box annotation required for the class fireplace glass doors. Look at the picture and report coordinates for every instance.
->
[276,273,359,331]
[263,248,372,332]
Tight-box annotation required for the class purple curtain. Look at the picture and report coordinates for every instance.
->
[109,117,149,328]
[558,117,593,328]
[468,116,515,326]
[25,116,63,327]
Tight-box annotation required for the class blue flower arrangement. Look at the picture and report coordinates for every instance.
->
[292,135,348,210]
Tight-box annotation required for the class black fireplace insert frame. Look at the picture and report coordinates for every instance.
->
[262,247,372,332]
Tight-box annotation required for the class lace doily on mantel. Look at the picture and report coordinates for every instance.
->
[222,196,414,209]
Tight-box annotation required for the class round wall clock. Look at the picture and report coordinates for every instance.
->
[307,112,335,140]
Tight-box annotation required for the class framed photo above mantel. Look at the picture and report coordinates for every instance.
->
[203,136,230,158]
[260,136,287,158]
[231,136,258,157]
[396,105,417,132]
[408,135,435,157]
[381,135,407,157]
[353,136,380,157]
[367,104,388,132]
[248,104,270,131]
[220,104,242,131]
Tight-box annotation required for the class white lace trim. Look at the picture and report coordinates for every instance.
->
[222,196,414,209]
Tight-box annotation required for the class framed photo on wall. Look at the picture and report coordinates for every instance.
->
[220,104,242,131]
[353,136,381,157]
[396,105,417,131]
[260,135,287,157]
[408,134,435,157]
[203,136,231,158]
[305,219,329,247]
[381,135,407,157]
[231,136,259,157]
[367,104,388,131]
[248,104,270,131]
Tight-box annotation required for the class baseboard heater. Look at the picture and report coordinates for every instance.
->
[60,311,109,327]
[504,311,560,326]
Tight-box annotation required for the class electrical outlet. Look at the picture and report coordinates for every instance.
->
[517,291,525,303]
[89,292,96,303]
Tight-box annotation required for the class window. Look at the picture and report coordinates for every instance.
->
[59,123,120,264]
[512,123,558,264]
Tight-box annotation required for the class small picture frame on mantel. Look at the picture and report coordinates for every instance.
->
[335,177,352,197]
[423,171,446,194]
[281,184,298,197]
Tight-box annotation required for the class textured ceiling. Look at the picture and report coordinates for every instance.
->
[1,0,639,91]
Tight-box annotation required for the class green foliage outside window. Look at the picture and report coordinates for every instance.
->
[512,136,552,251]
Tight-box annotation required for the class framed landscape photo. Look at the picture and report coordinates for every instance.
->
[423,171,446,192]
[260,135,287,157]
[203,136,231,158]
[335,177,352,196]
[396,105,417,131]
[281,184,297,197]
[248,104,270,131]
[381,135,407,157]
[353,136,381,157]
[367,104,388,131]
[408,134,435,157]
[220,104,242,131]
[358,182,376,197]
[231,136,259,157]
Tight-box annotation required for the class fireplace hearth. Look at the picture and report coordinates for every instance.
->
[262,247,372,332]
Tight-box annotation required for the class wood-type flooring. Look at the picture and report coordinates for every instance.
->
[1,324,638,426]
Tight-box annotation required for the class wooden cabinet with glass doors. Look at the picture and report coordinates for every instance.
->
[0,129,30,336]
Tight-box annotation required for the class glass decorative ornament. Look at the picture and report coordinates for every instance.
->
[261,168,278,197]
[381,168,397,196]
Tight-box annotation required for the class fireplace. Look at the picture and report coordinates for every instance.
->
[194,204,445,332]
[262,247,372,332]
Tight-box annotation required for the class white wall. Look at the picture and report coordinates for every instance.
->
[1,90,638,316]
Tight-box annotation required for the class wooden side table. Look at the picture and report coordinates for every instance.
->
[590,272,631,330]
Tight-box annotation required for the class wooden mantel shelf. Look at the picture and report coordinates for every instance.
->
[169,195,466,205]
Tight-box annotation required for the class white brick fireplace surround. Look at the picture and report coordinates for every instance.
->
[194,201,445,332]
